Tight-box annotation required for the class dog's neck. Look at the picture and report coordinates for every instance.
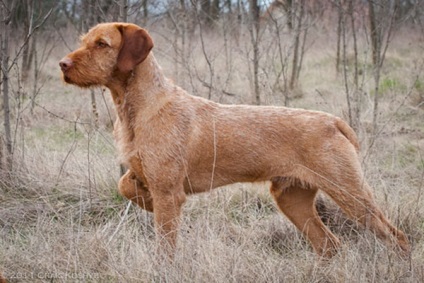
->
[107,52,172,130]
[107,53,167,106]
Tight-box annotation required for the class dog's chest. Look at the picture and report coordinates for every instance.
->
[113,118,138,165]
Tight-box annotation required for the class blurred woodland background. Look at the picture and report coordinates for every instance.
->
[1,0,424,282]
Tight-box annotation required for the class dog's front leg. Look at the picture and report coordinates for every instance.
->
[150,185,187,255]
[119,170,154,212]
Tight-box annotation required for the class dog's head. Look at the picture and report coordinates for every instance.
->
[59,22,154,88]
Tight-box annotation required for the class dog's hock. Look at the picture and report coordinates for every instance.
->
[117,25,154,73]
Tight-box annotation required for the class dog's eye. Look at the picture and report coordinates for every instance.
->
[96,41,108,48]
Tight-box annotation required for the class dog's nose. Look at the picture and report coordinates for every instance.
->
[59,57,73,72]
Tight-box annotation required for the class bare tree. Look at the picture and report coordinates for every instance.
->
[211,0,220,22]
[289,0,307,90]
[0,133,3,170]
[0,0,16,170]
[264,0,292,105]
[336,0,362,132]
[119,0,128,22]
[257,0,312,104]
[262,0,293,30]
[141,0,149,25]
[194,0,215,100]
[348,0,361,132]
[248,0,261,105]
[335,0,342,74]
[1,0,53,170]
[200,0,221,25]
[368,0,397,134]
[167,1,187,87]
[20,0,36,82]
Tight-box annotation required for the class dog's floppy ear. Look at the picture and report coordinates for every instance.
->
[116,24,154,73]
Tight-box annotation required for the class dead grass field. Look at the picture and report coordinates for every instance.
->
[1,22,424,282]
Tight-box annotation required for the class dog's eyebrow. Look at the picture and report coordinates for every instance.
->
[79,32,111,47]
[96,35,111,46]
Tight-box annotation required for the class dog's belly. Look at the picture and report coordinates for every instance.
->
[183,164,283,194]
[183,175,252,194]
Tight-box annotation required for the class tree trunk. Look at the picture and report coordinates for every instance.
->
[341,2,352,128]
[211,0,220,22]
[226,0,232,14]
[335,0,342,74]
[349,0,360,132]
[368,0,382,134]
[286,0,294,30]
[368,1,380,68]
[142,0,148,25]
[0,135,3,170]
[296,15,308,82]
[249,0,261,105]
[120,0,128,22]
[1,6,13,170]
[289,0,305,90]
[30,33,38,114]
[21,0,33,82]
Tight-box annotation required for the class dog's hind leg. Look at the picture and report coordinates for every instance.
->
[270,177,341,257]
[319,176,410,257]
[119,170,154,212]
[308,144,410,257]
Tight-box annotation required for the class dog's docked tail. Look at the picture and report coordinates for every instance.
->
[336,118,360,153]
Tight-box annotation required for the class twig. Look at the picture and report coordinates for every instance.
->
[201,81,236,97]
[108,201,132,244]
[7,8,53,73]
[33,101,91,125]
[362,73,422,163]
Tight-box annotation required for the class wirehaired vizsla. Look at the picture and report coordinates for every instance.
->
[59,22,410,258]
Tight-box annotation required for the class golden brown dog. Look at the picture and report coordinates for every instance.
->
[59,22,410,258]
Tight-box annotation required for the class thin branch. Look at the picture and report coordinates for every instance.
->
[7,8,53,73]
[33,101,91,125]
[201,81,237,97]
[191,0,214,100]
[362,73,422,163]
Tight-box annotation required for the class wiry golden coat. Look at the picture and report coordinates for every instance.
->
[60,22,410,258]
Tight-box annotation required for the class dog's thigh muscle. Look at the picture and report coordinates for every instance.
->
[312,148,410,257]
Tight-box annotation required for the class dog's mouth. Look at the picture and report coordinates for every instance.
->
[61,72,97,88]
[62,73,73,84]
[61,71,78,85]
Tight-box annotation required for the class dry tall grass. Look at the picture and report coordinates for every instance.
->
[1,22,423,282]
